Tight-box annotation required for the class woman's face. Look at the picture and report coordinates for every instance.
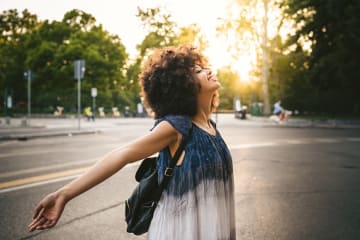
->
[193,65,221,93]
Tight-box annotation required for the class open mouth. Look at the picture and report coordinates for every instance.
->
[209,77,217,82]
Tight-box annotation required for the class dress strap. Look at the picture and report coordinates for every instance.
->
[152,115,192,139]
[209,118,217,129]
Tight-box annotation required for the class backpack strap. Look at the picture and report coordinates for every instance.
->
[159,124,193,189]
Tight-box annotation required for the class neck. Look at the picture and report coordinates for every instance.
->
[193,92,215,126]
[192,109,211,128]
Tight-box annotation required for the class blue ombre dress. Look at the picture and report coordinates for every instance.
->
[148,115,236,240]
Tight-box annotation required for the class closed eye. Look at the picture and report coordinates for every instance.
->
[193,64,203,73]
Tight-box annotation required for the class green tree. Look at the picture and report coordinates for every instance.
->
[217,0,285,114]
[176,24,208,52]
[0,9,38,114]
[127,7,208,113]
[0,8,129,115]
[217,66,263,110]
[281,0,360,115]
[23,9,128,113]
[269,42,313,112]
[136,7,177,58]
[216,67,241,109]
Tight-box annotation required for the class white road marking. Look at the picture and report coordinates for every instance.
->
[0,174,81,194]
[0,157,99,178]
[0,140,18,147]
[0,149,74,159]
[312,138,340,143]
[283,140,308,144]
[0,143,123,159]
[231,142,278,149]
[0,137,356,194]
[0,160,142,194]
[347,137,360,142]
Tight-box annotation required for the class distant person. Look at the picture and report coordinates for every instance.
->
[124,106,130,117]
[84,106,95,121]
[28,45,236,240]
[273,100,286,121]
[137,102,144,117]
[273,100,283,115]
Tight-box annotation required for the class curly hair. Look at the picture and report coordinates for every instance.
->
[140,45,208,118]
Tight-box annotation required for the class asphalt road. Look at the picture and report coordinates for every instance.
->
[1,115,360,240]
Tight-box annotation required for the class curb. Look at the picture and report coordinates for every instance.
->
[261,123,360,129]
[0,125,46,130]
[241,117,360,129]
[0,129,102,142]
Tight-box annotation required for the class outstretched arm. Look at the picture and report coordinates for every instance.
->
[28,121,178,232]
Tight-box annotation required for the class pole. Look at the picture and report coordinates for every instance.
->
[78,70,81,130]
[262,0,271,115]
[92,96,96,115]
[27,70,31,124]
[75,60,85,129]
[4,88,7,117]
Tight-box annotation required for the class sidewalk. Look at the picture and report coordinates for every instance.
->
[247,116,360,129]
[0,117,104,141]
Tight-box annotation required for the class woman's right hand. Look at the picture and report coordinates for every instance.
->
[28,190,68,232]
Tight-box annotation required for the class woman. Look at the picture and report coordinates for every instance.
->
[28,45,236,240]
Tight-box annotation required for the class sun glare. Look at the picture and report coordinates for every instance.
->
[204,30,254,82]
[203,0,296,84]
[0,0,293,84]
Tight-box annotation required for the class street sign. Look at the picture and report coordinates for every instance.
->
[91,88,97,97]
[24,70,32,81]
[74,60,85,79]
[7,96,12,108]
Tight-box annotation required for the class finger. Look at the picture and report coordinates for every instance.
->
[35,220,50,231]
[33,205,45,220]
[29,220,40,232]
[36,219,52,229]
[29,216,47,231]
[42,219,55,228]
[32,203,42,219]
[28,216,43,229]
[32,217,47,231]
[28,219,37,229]
[36,219,55,230]
[28,218,43,232]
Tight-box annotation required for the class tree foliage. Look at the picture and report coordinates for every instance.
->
[217,66,263,110]
[218,0,360,115]
[127,7,208,111]
[216,67,241,109]
[0,9,128,114]
[0,9,38,112]
[217,0,285,113]
[278,0,360,115]
[0,7,215,116]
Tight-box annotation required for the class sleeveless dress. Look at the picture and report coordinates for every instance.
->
[148,115,236,240]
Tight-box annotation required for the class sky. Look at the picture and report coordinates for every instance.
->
[0,0,239,73]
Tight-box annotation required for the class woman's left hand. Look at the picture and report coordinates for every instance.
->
[28,191,67,232]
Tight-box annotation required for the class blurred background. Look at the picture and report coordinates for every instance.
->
[1,0,359,120]
[1,1,360,240]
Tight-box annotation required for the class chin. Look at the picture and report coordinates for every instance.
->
[214,82,221,89]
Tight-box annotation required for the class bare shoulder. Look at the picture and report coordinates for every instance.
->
[154,120,185,154]
[118,120,180,164]
[152,120,178,137]
[152,120,183,145]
